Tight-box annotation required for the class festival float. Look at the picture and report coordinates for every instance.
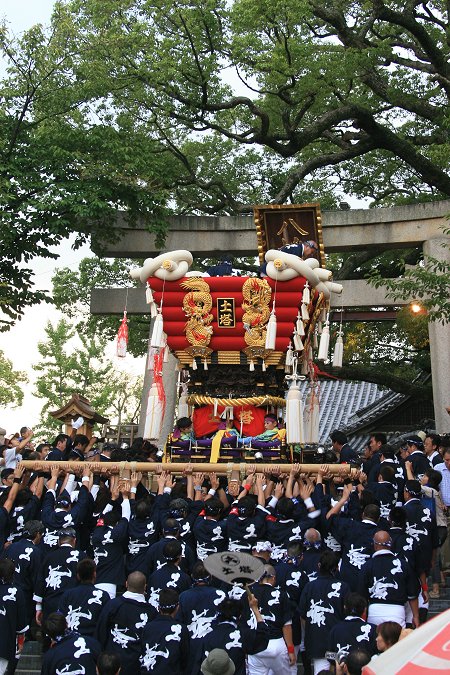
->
[129,204,344,464]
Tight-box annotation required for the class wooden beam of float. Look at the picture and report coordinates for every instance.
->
[19,460,356,476]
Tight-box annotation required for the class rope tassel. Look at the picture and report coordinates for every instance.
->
[296,312,305,337]
[265,310,277,351]
[150,311,164,349]
[332,333,344,368]
[302,282,311,306]
[317,321,330,361]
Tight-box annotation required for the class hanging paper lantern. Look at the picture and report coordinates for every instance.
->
[150,310,164,349]
[317,321,330,361]
[116,311,128,358]
[332,333,344,368]
[286,381,305,444]
[265,310,277,351]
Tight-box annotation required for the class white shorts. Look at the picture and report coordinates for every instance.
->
[248,637,296,675]
[95,582,116,599]
[368,603,405,627]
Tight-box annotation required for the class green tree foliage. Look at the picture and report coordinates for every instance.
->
[0,349,28,407]
[33,318,142,434]
[56,0,450,208]
[2,0,449,325]
[368,231,450,323]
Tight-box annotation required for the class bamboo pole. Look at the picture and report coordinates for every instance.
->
[19,460,357,477]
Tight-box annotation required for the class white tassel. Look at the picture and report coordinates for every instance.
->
[262,360,266,372]
[313,331,318,349]
[302,282,311,306]
[293,333,304,351]
[149,302,158,318]
[150,311,164,348]
[265,311,277,351]
[191,358,197,370]
[286,381,305,444]
[332,334,344,368]
[143,383,163,440]
[296,314,305,337]
[317,322,330,361]
[249,360,255,372]
[301,303,309,321]
[145,283,154,304]
[285,342,293,366]
[203,358,208,370]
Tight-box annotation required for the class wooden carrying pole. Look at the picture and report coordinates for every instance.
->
[19,460,356,476]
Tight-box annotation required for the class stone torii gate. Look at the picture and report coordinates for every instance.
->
[91,200,450,436]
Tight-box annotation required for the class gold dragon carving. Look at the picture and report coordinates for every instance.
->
[181,277,213,351]
[242,277,272,348]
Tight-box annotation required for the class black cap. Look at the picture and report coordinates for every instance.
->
[404,480,421,497]
[406,435,424,448]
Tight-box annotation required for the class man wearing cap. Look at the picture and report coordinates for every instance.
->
[33,528,82,634]
[405,435,430,479]
[139,588,189,674]
[358,531,420,627]
[96,571,156,671]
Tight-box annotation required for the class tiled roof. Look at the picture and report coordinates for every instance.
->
[299,379,385,444]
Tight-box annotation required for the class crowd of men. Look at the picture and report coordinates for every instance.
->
[0,425,449,675]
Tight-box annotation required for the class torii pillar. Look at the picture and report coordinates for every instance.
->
[424,237,450,433]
